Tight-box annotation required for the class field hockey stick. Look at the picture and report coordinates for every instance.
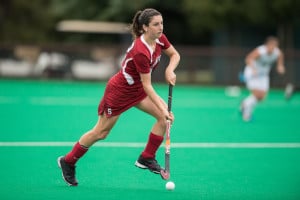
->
[160,84,173,180]
[280,73,294,100]
[284,82,294,100]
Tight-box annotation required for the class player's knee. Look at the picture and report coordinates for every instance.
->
[157,117,167,129]
[256,94,265,101]
[253,92,265,101]
[257,96,264,101]
[92,129,110,141]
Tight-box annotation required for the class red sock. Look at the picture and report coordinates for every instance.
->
[141,132,164,159]
[64,142,88,166]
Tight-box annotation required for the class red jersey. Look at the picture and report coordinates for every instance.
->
[98,33,171,117]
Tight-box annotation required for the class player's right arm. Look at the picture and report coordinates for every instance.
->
[163,45,180,86]
[276,51,285,74]
[245,48,260,75]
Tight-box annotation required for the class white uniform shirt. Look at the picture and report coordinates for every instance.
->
[254,45,280,76]
[244,45,280,91]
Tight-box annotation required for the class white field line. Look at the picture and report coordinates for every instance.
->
[1,142,300,148]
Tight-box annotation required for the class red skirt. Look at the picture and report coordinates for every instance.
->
[98,78,147,117]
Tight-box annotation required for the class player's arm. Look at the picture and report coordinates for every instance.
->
[245,48,260,72]
[276,51,285,74]
[140,73,172,121]
[163,45,180,86]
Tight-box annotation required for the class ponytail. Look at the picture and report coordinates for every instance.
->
[130,10,143,39]
[130,8,161,40]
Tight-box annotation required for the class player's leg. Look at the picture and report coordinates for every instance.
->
[241,76,268,121]
[79,114,120,147]
[58,114,120,186]
[242,89,266,120]
[240,66,255,121]
[134,96,167,173]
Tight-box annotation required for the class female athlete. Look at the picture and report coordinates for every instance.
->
[57,8,180,186]
[241,36,285,121]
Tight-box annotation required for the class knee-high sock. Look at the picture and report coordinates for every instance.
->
[141,132,164,159]
[64,142,89,166]
[243,94,257,115]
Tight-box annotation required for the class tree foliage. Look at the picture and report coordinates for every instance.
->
[0,0,299,46]
[182,0,300,47]
[0,0,55,43]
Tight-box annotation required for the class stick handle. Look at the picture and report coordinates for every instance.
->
[161,84,174,180]
[168,84,173,112]
[165,84,173,173]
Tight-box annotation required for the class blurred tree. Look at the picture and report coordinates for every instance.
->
[50,0,109,20]
[267,0,300,49]
[0,0,299,47]
[0,0,55,44]
[183,0,300,47]
[50,0,159,43]
[50,0,189,44]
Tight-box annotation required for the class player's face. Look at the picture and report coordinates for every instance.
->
[266,40,278,53]
[145,15,163,39]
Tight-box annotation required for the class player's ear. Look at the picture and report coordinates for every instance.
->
[142,24,148,33]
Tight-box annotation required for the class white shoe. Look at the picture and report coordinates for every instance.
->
[240,102,252,122]
[242,113,251,122]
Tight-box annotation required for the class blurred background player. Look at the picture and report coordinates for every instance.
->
[57,8,180,186]
[240,36,285,121]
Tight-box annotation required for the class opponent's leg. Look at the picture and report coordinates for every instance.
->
[242,72,268,121]
[241,90,265,121]
[241,94,257,121]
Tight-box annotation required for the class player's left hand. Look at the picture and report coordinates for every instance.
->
[165,69,176,86]
[277,65,285,74]
[164,110,174,123]
[168,111,174,123]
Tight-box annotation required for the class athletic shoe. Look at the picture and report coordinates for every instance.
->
[240,102,252,122]
[239,102,245,114]
[284,83,294,100]
[57,156,78,186]
[242,112,252,122]
[135,155,162,174]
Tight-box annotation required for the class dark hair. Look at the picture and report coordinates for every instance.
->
[130,8,161,39]
[265,36,278,44]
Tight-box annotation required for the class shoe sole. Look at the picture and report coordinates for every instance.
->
[134,161,160,174]
[57,156,77,186]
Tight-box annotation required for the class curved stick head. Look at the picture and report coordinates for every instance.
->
[160,169,170,180]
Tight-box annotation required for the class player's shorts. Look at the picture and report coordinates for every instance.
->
[244,66,269,91]
[98,80,147,118]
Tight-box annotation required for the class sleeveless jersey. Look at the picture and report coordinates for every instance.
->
[254,45,280,76]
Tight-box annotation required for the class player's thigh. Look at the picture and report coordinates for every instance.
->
[251,89,267,100]
[244,66,253,80]
[246,76,269,91]
[135,96,163,120]
[93,114,120,134]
